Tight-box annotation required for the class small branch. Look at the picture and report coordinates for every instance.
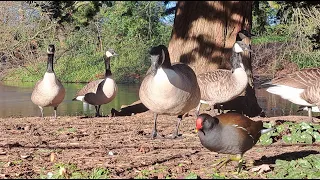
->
[28,24,56,40]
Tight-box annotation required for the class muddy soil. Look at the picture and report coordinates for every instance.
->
[0,110,319,179]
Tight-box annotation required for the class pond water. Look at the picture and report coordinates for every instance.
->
[0,81,316,118]
[0,81,140,118]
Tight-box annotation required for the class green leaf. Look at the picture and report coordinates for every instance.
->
[286,170,305,179]
[301,132,313,144]
[300,122,312,130]
[297,159,312,169]
[313,157,320,169]
[263,122,273,129]
[289,160,297,167]
[305,127,315,135]
[275,159,289,167]
[276,124,285,133]
[282,135,293,144]
[185,172,198,179]
[272,131,280,136]
[313,131,320,142]
[312,124,320,130]
[211,173,226,179]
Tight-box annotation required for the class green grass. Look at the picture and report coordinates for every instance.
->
[56,127,77,134]
[252,35,290,45]
[134,165,169,179]
[289,51,320,69]
[39,163,110,179]
[3,52,105,83]
[185,172,199,179]
[3,49,147,84]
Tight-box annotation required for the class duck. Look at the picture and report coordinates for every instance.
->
[139,45,201,139]
[195,40,252,116]
[72,49,118,117]
[261,68,320,122]
[196,112,274,173]
[31,44,65,119]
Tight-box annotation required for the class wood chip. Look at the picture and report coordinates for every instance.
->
[0,151,6,155]
[250,164,271,174]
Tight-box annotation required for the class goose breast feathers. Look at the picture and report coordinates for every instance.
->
[139,62,200,115]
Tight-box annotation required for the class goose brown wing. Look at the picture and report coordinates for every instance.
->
[270,68,320,89]
[74,79,104,97]
[197,69,232,86]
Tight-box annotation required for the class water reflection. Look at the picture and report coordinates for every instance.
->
[0,81,318,118]
[0,81,140,118]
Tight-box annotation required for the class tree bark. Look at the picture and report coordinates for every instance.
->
[168,1,263,117]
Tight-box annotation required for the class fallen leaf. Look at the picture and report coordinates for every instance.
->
[50,152,56,162]
[59,167,67,176]
[20,155,30,159]
[4,162,12,168]
[0,174,9,177]
[47,172,53,179]
[250,164,271,174]
[157,173,165,179]
[69,142,79,146]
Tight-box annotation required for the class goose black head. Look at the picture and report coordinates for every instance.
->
[231,41,252,70]
[47,44,55,54]
[104,49,118,77]
[233,41,252,53]
[46,44,55,73]
[149,45,171,75]
[106,49,118,58]
[236,29,255,41]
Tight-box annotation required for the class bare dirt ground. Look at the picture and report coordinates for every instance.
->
[0,109,319,179]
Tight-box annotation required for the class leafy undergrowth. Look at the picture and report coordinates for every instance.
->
[259,121,320,145]
[266,154,320,179]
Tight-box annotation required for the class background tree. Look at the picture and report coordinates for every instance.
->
[167,1,262,117]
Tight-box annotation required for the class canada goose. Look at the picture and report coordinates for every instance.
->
[31,44,65,119]
[139,45,201,139]
[261,68,320,122]
[195,40,252,116]
[73,49,118,117]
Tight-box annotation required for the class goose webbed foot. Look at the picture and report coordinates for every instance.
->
[151,129,157,139]
[168,115,183,139]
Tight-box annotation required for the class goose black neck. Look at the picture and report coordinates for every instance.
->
[105,56,112,77]
[231,51,242,70]
[46,54,54,73]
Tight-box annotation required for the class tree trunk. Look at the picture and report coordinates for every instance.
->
[168,1,263,117]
